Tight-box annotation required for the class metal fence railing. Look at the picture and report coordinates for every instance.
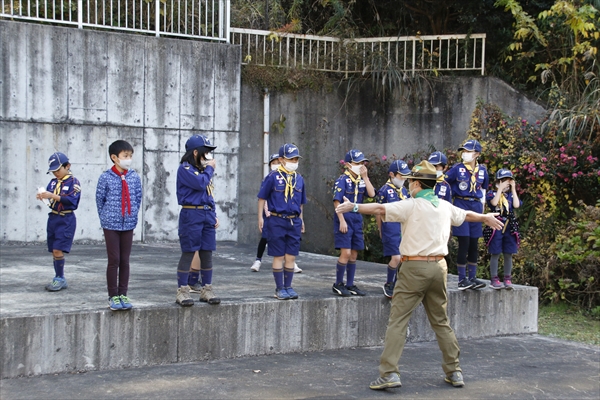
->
[0,0,230,41]
[230,28,486,76]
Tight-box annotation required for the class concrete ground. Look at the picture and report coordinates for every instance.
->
[1,335,598,399]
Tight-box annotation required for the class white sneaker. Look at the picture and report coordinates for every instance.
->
[251,260,261,272]
[293,263,302,273]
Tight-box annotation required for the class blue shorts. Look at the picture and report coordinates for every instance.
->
[47,213,76,253]
[381,222,401,256]
[178,208,217,252]
[487,229,519,254]
[267,215,302,256]
[452,198,483,238]
[334,213,365,250]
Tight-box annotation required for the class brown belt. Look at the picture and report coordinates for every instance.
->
[182,205,212,210]
[51,210,73,216]
[401,255,445,262]
[270,212,298,219]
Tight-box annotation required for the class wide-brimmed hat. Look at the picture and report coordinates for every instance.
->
[279,143,302,159]
[495,169,514,180]
[458,139,482,153]
[389,160,411,175]
[47,152,69,173]
[185,135,217,152]
[409,160,438,180]
[344,149,369,163]
[428,151,448,166]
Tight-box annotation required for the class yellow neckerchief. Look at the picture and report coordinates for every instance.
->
[207,179,214,197]
[344,170,361,202]
[463,162,480,193]
[277,165,297,202]
[498,190,509,215]
[51,174,71,208]
[386,179,406,200]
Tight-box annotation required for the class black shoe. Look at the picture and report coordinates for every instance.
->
[458,278,474,291]
[469,277,486,290]
[332,282,351,297]
[346,285,366,296]
[383,282,395,298]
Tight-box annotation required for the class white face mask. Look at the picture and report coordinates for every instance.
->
[204,152,214,160]
[350,165,362,176]
[436,170,443,178]
[461,152,475,163]
[284,161,298,172]
[391,177,405,188]
[118,158,132,170]
[408,181,418,197]
[271,163,279,171]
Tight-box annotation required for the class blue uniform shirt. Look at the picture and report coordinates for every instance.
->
[445,162,489,199]
[333,172,369,204]
[434,180,452,202]
[257,169,306,216]
[176,162,216,209]
[46,175,81,212]
[486,190,521,218]
[377,180,408,255]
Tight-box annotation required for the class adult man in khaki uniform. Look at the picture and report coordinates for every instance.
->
[336,160,503,390]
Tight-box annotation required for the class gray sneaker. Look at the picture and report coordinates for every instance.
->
[176,285,194,307]
[189,282,203,293]
[369,372,402,390]
[444,371,465,387]
[199,284,221,305]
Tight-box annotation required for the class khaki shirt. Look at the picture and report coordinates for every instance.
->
[382,198,467,256]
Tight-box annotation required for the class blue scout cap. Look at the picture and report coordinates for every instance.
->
[269,153,280,165]
[458,139,482,153]
[496,169,514,180]
[344,149,369,163]
[47,152,69,173]
[279,143,302,159]
[388,160,411,175]
[185,135,216,152]
[428,151,448,166]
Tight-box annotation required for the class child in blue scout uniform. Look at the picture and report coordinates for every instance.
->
[445,139,489,290]
[257,143,306,300]
[376,160,411,298]
[175,134,221,307]
[428,151,452,202]
[96,140,143,311]
[36,152,81,291]
[485,169,521,290]
[332,149,376,297]
[251,153,302,274]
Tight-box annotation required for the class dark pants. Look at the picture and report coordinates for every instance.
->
[104,229,134,297]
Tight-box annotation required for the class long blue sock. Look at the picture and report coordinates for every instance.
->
[53,256,65,278]
[284,268,294,288]
[188,270,200,286]
[336,262,347,284]
[467,263,477,280]
[273,270,284,289]
[387,265,397,283]
[177,271,189,287]
[457,265,466,281]
[346,262,357,287]
[200,268,213,286]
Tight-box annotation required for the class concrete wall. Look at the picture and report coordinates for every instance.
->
[0,20,241,243]
[237,79,546,253]
[1,287,538,378]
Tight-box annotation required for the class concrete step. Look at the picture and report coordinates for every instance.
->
[0,243,537,378]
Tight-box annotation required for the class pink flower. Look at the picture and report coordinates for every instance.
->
[339,160,345,164]
[564,178,569,182]
[537,137,542,142]
[381,155,387,161]
[538,171,544,177]
[578,171,583,176]
[541,157,547,162]
[560,146,565,152]
[572,173,577,178]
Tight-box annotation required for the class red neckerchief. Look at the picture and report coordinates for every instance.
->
[111,166,131,216]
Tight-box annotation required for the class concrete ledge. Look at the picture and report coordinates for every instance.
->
[0,244,537,378]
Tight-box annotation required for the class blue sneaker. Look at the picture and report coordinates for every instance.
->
[274,288,291,300]
[108,296,124,311]
[119,295,133,310]
[285,287,299,299]
[45,277,68,292]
